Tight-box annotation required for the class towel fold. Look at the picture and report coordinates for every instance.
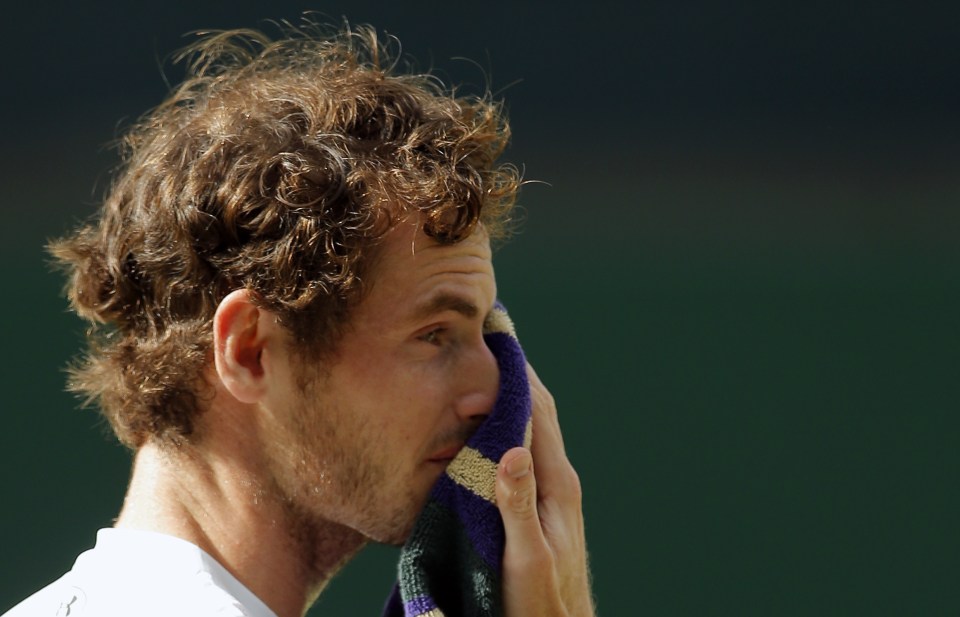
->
[383,303,532,617]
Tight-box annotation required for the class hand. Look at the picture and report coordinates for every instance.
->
[496,363,595,617]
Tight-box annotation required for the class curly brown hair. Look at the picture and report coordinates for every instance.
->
[50,23,520,449]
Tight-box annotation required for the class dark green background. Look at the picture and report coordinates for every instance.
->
[2,1,958,615]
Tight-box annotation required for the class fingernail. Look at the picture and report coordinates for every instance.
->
[505,450,532,479]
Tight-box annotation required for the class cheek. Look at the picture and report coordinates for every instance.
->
[337,349,453,452]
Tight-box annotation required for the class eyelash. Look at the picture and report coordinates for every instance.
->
[419,328,446,346]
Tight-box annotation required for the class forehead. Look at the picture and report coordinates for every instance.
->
[378,219,492,265]
[357,219,495,318]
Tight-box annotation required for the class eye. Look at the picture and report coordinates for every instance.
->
[418,328,445,346]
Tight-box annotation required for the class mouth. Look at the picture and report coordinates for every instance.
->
[427,444,464,463]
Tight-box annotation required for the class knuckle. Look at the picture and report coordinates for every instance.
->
[531,385,557,418]
[508,483,538,518]
[541,386,556,407]
[556,464,583,504]
[536,381,556,406]
[567,466,583,497]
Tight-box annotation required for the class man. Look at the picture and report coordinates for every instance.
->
[5,23,593,617]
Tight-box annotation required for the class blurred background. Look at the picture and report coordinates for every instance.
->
[2,1,958,615]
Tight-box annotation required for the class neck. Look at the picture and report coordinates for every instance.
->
[115,438,366,617]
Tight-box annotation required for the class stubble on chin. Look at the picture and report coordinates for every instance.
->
[282,494,369,590]
[270,396,417,548]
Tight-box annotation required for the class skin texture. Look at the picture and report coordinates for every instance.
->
[258,220,501,546]
[115,218,594,617]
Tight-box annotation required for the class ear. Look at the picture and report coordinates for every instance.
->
[213,289,275,404]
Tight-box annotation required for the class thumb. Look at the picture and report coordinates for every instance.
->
[497,447,561,617]
[496,447,548,568]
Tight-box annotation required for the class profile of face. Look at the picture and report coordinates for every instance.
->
[261,219,501,545]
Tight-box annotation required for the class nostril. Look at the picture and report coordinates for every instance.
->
[456,391,496,422]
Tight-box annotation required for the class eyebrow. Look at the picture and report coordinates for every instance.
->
[410,292,479,322]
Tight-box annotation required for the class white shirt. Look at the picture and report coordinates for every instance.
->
[3,528,277,617]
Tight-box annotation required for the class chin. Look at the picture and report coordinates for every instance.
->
[339,474,436,546]
[358,498,427,546]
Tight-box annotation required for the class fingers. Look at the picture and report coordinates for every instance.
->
[526,363,582,506]
[496,447,563,617]
[497,363,594,617]
[496,447,543,546]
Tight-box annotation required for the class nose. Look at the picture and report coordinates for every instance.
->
[454,340,500,424]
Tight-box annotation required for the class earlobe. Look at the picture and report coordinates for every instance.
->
[213,289,270,404]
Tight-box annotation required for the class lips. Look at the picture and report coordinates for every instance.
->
[427,444,464,462]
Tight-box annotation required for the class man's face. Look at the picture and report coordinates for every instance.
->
[262,220,500,545]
